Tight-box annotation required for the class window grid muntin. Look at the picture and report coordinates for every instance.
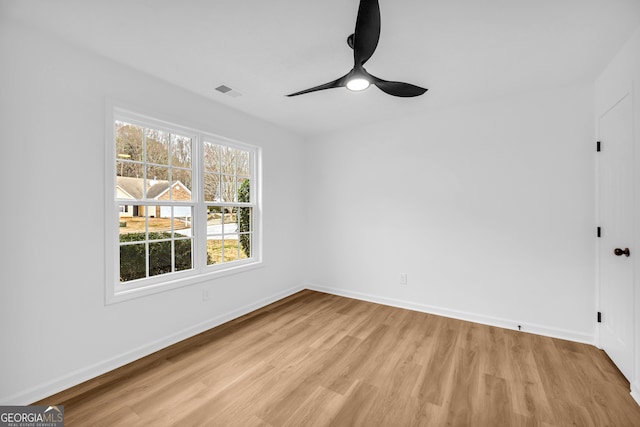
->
[202,139,254,266]
[111,109,259,298]
[202,141,252,203]
[118,205,195,282]
[114,118,195,200]
[115,116,196,284]
[205,204,253,266]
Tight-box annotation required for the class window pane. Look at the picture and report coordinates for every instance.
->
[146,166,169,200]
[205,207,250,264]
[204,173,220,202]
[204,142,220,173]
[147,165,170,182]
[238,207,252,233]
[224,238,240,262]
[237,178,249,203]
[237,150,250,177]
[174,239,193,272]
[145,128,170,165]
[171,134,192,168]
[221,146,236,175]
[149,241,172,277]
[148,207,172,234]
[207,236,223,265]
[173,208,193,237]
[116,160,144,180]
[173,169,192,201]
[116,121,144,162]
[223,208,237,234]
[221,175,236,202]
[119,212,147,242]
[120,243,147,282]
[239,234,251,259]
[116,164,145,202]
[118,202,132,222]
[207,206,223,235]
[119,203,146,242]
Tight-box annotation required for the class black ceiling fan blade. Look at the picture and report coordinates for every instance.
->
[286,74,348,97]
[286,1,429,99]
[353,0,381,65]
[370,74,428,97]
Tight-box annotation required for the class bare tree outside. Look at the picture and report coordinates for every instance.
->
[116,121,193,194]
[204,141,221,201]
[203,142,250,202]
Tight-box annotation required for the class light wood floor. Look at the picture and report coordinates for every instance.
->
[37,290,640,426]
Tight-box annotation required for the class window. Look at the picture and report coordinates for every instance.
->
[106,108,260,303]
[203,142,253,265]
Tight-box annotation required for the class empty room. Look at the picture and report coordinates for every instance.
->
[1,0,640,425]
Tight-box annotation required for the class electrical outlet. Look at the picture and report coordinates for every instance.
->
[202,289,210,301]
[399,273,407,285]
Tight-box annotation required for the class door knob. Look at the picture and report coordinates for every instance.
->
[614,248,630,257]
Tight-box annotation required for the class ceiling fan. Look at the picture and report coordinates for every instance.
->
[286,0,427,98]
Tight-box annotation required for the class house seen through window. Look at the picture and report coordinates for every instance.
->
[109,109,259,301]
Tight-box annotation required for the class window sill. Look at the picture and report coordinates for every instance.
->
[106,260,264,305]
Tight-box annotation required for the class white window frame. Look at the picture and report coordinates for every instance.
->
[105,105,262,304]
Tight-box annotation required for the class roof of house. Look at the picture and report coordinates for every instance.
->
[116,176,146,199]
[116,176,191,200]
[147,181,172,199]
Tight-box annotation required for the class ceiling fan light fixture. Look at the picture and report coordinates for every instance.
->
[346,77,370,91]
[286,0,427,98]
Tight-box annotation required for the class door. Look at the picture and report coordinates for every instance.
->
[598,92,634,381]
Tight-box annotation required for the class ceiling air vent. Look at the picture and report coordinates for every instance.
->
[215,84,242,98]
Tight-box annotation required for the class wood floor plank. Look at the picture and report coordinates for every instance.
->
[442,345,481,426]
[504,332,555,423]
[328,380,380,426]
[129,380,211,425]
[479,323,510,379]
[403,397,446,427]
[34,290,640,426]
[414,318,461,406]
[365,360,423,426]
[84,406,141,427]
[477,373,514,427]
[173,362,277,426]
[281,385,345,427]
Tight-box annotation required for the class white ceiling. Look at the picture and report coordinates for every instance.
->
[4,0,640,137]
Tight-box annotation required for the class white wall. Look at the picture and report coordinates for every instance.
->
[595,26,640,406]
[0,11,624,407]
[305,83,595,343]
[0,20,306,404]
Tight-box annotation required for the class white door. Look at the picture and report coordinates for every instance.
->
[598,92,634,381]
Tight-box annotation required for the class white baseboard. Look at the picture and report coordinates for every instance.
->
[4,282,597,405]
[303,283,594,345]
[3,284,305,405]
[632,382,640,407]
